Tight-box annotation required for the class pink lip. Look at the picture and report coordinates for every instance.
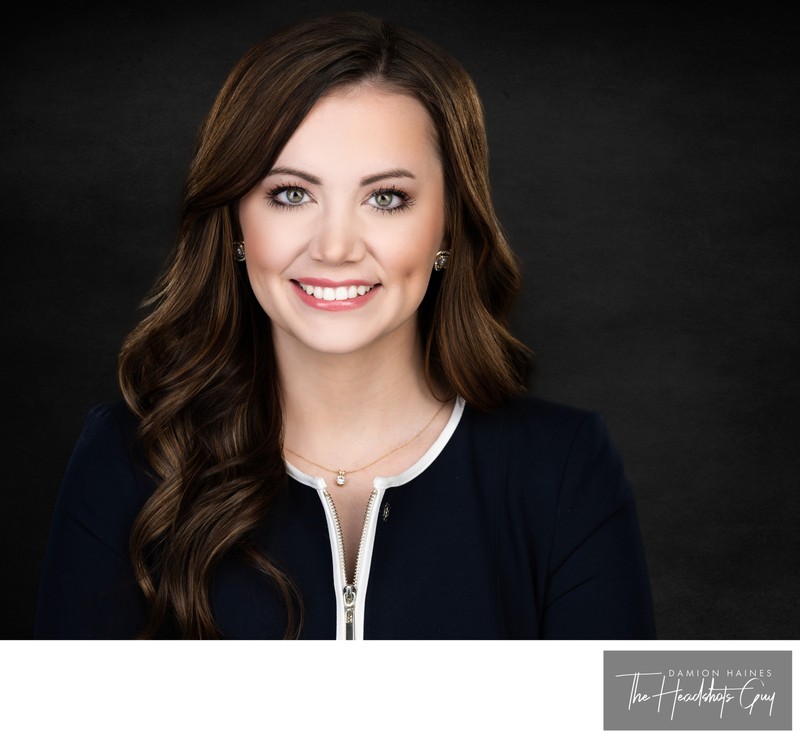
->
[291,280,380,311]
[294,277,376,287]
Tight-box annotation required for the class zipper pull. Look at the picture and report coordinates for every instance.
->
[343,584,357,640]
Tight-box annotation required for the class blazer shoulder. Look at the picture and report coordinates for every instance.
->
[464,394,629,514]
[80,399,139,443]
[498,393,592,426]
[471,393,609,452]
[55,399,152,552]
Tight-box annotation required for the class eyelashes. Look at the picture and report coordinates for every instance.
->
[367,187,413,213]
[268,184,310,208]
[265,183,414,214]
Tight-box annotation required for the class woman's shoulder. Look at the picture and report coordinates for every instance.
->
[55,399,153,551]
[464,392,614,454]
[68,400,144,481]
[78,399,140,442]
[461,393,631,502]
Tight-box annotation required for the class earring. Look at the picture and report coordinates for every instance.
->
[433,249,451,271]
[233,240,246,262]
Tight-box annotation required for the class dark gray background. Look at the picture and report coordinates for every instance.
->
[2,1,798,639]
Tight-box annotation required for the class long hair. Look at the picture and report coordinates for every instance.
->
[118,11,532,638]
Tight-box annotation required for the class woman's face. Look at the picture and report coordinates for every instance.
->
[238,85,446,358]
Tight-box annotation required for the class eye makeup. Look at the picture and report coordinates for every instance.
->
[265,182,415,214]
[266,183,313,209]
[368,187,413,214]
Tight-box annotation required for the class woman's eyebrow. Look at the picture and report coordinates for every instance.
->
[265,167,415,186]
[360,169,415,186]
[266,166,321,184]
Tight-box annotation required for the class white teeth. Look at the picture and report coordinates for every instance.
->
[298,282,374,301]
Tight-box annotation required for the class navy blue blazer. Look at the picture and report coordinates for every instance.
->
[35,395,656,639]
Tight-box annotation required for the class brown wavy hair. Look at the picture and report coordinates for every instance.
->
[118,11,532,638]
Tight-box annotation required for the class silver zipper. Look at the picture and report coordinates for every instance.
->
[323,488,379,640]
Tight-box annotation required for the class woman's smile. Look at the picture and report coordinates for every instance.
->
[292,278,380,311]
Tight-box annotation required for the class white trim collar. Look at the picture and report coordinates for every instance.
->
[284,396,466,491]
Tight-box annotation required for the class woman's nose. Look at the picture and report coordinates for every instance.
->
[308,207,366,265]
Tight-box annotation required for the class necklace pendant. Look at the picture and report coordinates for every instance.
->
[336,471,347,486]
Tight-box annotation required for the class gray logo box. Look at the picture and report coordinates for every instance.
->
[604,651,791,730]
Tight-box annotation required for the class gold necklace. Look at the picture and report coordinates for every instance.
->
[284,401,448,486]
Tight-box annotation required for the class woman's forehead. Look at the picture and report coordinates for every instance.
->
[272,85,440,177]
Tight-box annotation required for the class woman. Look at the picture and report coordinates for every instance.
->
[35,11,655,639]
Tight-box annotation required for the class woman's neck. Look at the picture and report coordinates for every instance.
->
[275,327,445,471]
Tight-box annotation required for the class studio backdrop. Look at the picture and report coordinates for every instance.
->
[2,0,798,638]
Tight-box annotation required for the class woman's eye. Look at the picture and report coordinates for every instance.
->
[272,187,309,206]
[368,190,409,211]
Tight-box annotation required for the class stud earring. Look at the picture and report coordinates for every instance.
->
[433,249,451,271]
[233,240,246,262]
